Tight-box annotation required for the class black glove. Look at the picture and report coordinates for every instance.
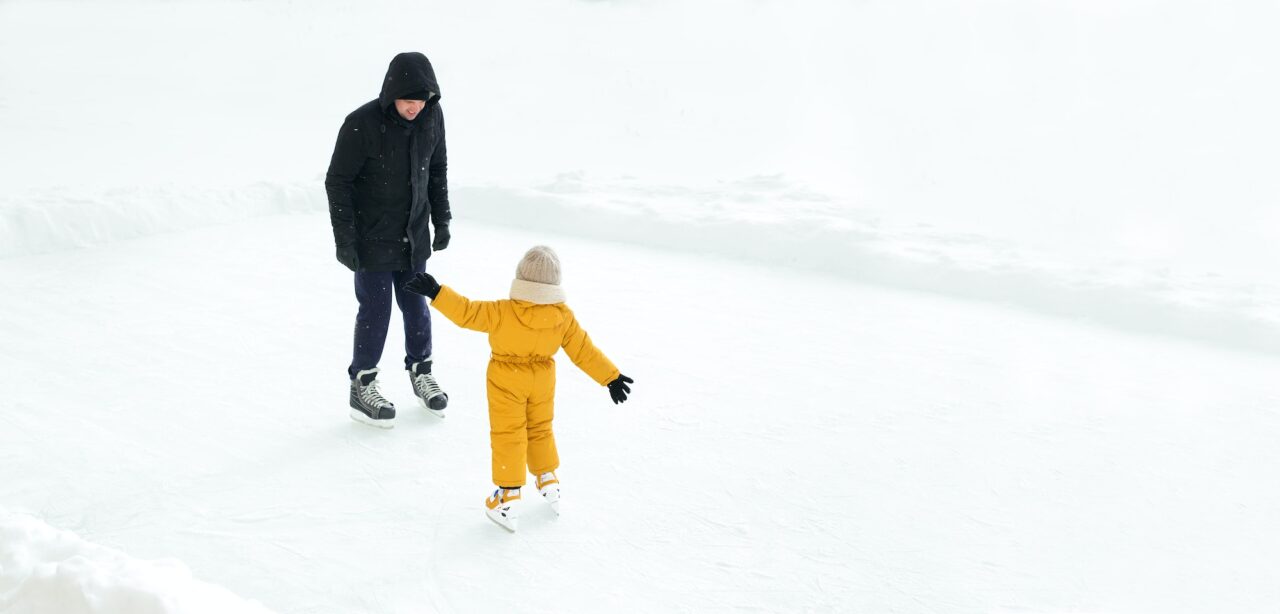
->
[404,272,442,299]
[607,374,634,404]
[336,245,360,272]
[432,223,451,251]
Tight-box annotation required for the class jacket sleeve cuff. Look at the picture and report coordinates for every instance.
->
[597,368,621,387]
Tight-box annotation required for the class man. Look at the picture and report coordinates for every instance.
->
[326,51,451,428]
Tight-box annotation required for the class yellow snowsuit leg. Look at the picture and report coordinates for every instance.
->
[487,359,559,487]
[525,363,559,478]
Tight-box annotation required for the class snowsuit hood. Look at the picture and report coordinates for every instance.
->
[511,302,568,330]
[379,52,441,112]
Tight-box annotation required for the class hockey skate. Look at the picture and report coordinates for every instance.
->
[350,368,396,428]
[408,359,448,417]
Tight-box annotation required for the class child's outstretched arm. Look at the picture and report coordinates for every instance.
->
[405,272,500,332]
[561,310,632,403]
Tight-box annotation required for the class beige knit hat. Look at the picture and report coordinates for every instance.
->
[510,245,566,304]
[516,245,561,285]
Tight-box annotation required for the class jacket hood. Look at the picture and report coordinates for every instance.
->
[510,302,568,330]
[379,52,441,112]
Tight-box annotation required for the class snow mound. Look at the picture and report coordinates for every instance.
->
[0,183,324,260]
[0,507,274,614]
[463,175,1280,356]
[2,175,1278,356]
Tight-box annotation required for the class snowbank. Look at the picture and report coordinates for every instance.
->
[3,175,1278,357]
[464,175,1280,357]
[0,507,274,614]
[0,183,324,259]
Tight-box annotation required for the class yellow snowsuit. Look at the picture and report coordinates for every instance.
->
[430,285,620,487]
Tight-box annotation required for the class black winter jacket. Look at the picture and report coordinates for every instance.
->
[326,52,451,272]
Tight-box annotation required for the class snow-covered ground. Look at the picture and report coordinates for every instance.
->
[3,0,1280,612]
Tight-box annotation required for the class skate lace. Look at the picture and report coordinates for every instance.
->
[413,372,444,398]
[360,380,391,407]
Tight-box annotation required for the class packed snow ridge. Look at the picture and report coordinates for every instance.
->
[0,506,275,614]
[3,176,1276,357]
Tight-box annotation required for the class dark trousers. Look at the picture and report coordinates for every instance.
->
[348,263,432,379]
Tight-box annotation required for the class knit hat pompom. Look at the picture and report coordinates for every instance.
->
[516,245,561,286]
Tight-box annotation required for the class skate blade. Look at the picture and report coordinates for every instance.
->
[486,508,518,533]
[417,397,446,419]
[349,408,395,429]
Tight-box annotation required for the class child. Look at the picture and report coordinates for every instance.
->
[404,245,634,532]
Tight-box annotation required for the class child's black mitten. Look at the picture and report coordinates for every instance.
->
[404,272,441,299]
[608,374,634,404]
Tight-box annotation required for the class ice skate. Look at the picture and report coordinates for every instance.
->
[408,359,448,417]
[536,471,561,516]
[349,368,396,428]
[485,488,522,532]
